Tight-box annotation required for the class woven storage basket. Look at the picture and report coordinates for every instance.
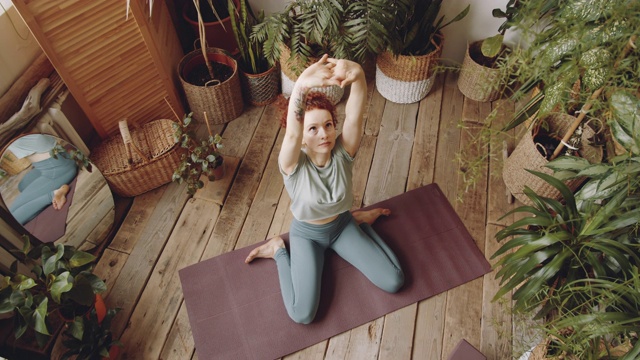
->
[240,64,280,106]
[1,150,32,175]
[457,40,505,102]
[376,33,443,104]
[91,119,185,198]
[179,47,244,125]
[503,113,603,205]
[279,44,344,105]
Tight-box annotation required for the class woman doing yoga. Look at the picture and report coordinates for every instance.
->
[7,134,77,225]
[245,55,404,324]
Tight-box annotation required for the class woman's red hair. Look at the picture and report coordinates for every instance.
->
[277,92,338,128]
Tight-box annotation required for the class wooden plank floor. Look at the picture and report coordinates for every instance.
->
[88,71,528,360]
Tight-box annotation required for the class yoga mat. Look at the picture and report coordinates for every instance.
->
[448,339,487,360]
[180,183,491,360]
[24,176,77,243]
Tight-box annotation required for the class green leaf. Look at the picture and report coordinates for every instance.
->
[69,316,84,341]
[33,297,50,335]
[576,164,611,178]
[49,271,73,304]
[42,244,65,276]
[546,156,591,172]
[481,34,504,58]
[69,251,96,268]
[14,275,36,291]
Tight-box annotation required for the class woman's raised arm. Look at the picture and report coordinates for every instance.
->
[327,59,366,157]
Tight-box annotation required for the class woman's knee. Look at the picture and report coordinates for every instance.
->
[381,269,404,294]
[287,307,316,325]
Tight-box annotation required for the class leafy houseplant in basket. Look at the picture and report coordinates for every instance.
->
[376,1,470,104]
[456,0,517,102]
[0,236,107,349]
[228,0,279,106]
[172,112,224,195]
[178,0,244,126]
[252,0,403,104]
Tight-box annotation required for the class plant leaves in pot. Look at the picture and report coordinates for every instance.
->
[182,0,240,55]
[376,1,470,104]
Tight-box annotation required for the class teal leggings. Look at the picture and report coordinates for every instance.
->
[9,155,77,225]
[274,211,404,324]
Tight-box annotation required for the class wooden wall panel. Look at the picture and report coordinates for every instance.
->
[12,0,185,139]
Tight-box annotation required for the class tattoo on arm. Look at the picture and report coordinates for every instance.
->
[293,86,309,122]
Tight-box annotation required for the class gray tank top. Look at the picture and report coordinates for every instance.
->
[8,134,57,159]
[280,137,354,221]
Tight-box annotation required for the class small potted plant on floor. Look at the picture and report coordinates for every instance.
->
[376,1,470,104]
[228,0,279,106]
[0,236,107,350]
[178,0,244,126]
[172,112,224,195]
[457,0,517,102]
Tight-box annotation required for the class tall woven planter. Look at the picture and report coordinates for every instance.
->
[279,45,344,105]
[376,33,443,104]
[240,64,280,106]
[179,48,244,125]
[457,40,505,102]
[503,113,603,205]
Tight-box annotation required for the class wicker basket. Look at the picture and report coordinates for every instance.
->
[179,47,244,125]
[278,44,344,105]
[457,40,505,102]
[91,119,185,198]
[503,113,603,205]
[375,33,443,104]
[240,64,280,106]
[1,150,32,176]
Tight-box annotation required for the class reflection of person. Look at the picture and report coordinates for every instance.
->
[245,55,404,324]
[7,134,77,225]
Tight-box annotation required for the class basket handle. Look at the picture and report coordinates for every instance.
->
[119,119,149,164]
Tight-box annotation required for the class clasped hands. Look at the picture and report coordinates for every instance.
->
[297,54,363,89]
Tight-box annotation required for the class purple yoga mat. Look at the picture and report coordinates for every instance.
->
[179,183,491,360]
[24,176,77,243]
[448,339,487,360]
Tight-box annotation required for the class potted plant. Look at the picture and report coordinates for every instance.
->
[178,0,244,126]
[457,1,517,102]
[0,236,107,349]
[182,0,240,55]
[228,0,279,106]
[172,112,224,195]
[252,0,401,104]
[60,304,122,360]
[375,1,469,104]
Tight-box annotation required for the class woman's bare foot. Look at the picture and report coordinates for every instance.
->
[245,236,286,264]
[352,208,391,225]
[52,184,70,210]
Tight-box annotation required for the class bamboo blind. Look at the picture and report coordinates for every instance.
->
[12,0,185,138]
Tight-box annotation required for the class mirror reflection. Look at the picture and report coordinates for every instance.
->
[0,134,114,248]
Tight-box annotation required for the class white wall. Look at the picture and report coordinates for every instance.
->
[0,0,43,96]
[248,0,516,64]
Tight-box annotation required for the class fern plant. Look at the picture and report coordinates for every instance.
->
[251,0,410,76]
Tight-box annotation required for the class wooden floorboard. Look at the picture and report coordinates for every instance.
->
[84,70,523,360]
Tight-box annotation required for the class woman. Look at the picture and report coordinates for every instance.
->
[7,134,77,225]
[245,55,404,324]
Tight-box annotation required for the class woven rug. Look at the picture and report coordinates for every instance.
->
[180,183,491,359]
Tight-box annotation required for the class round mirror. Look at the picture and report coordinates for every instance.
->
[0,134,114,248]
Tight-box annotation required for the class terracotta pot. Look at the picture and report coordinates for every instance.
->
[182,0,240,55]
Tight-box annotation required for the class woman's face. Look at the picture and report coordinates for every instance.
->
[302,109,336,154]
